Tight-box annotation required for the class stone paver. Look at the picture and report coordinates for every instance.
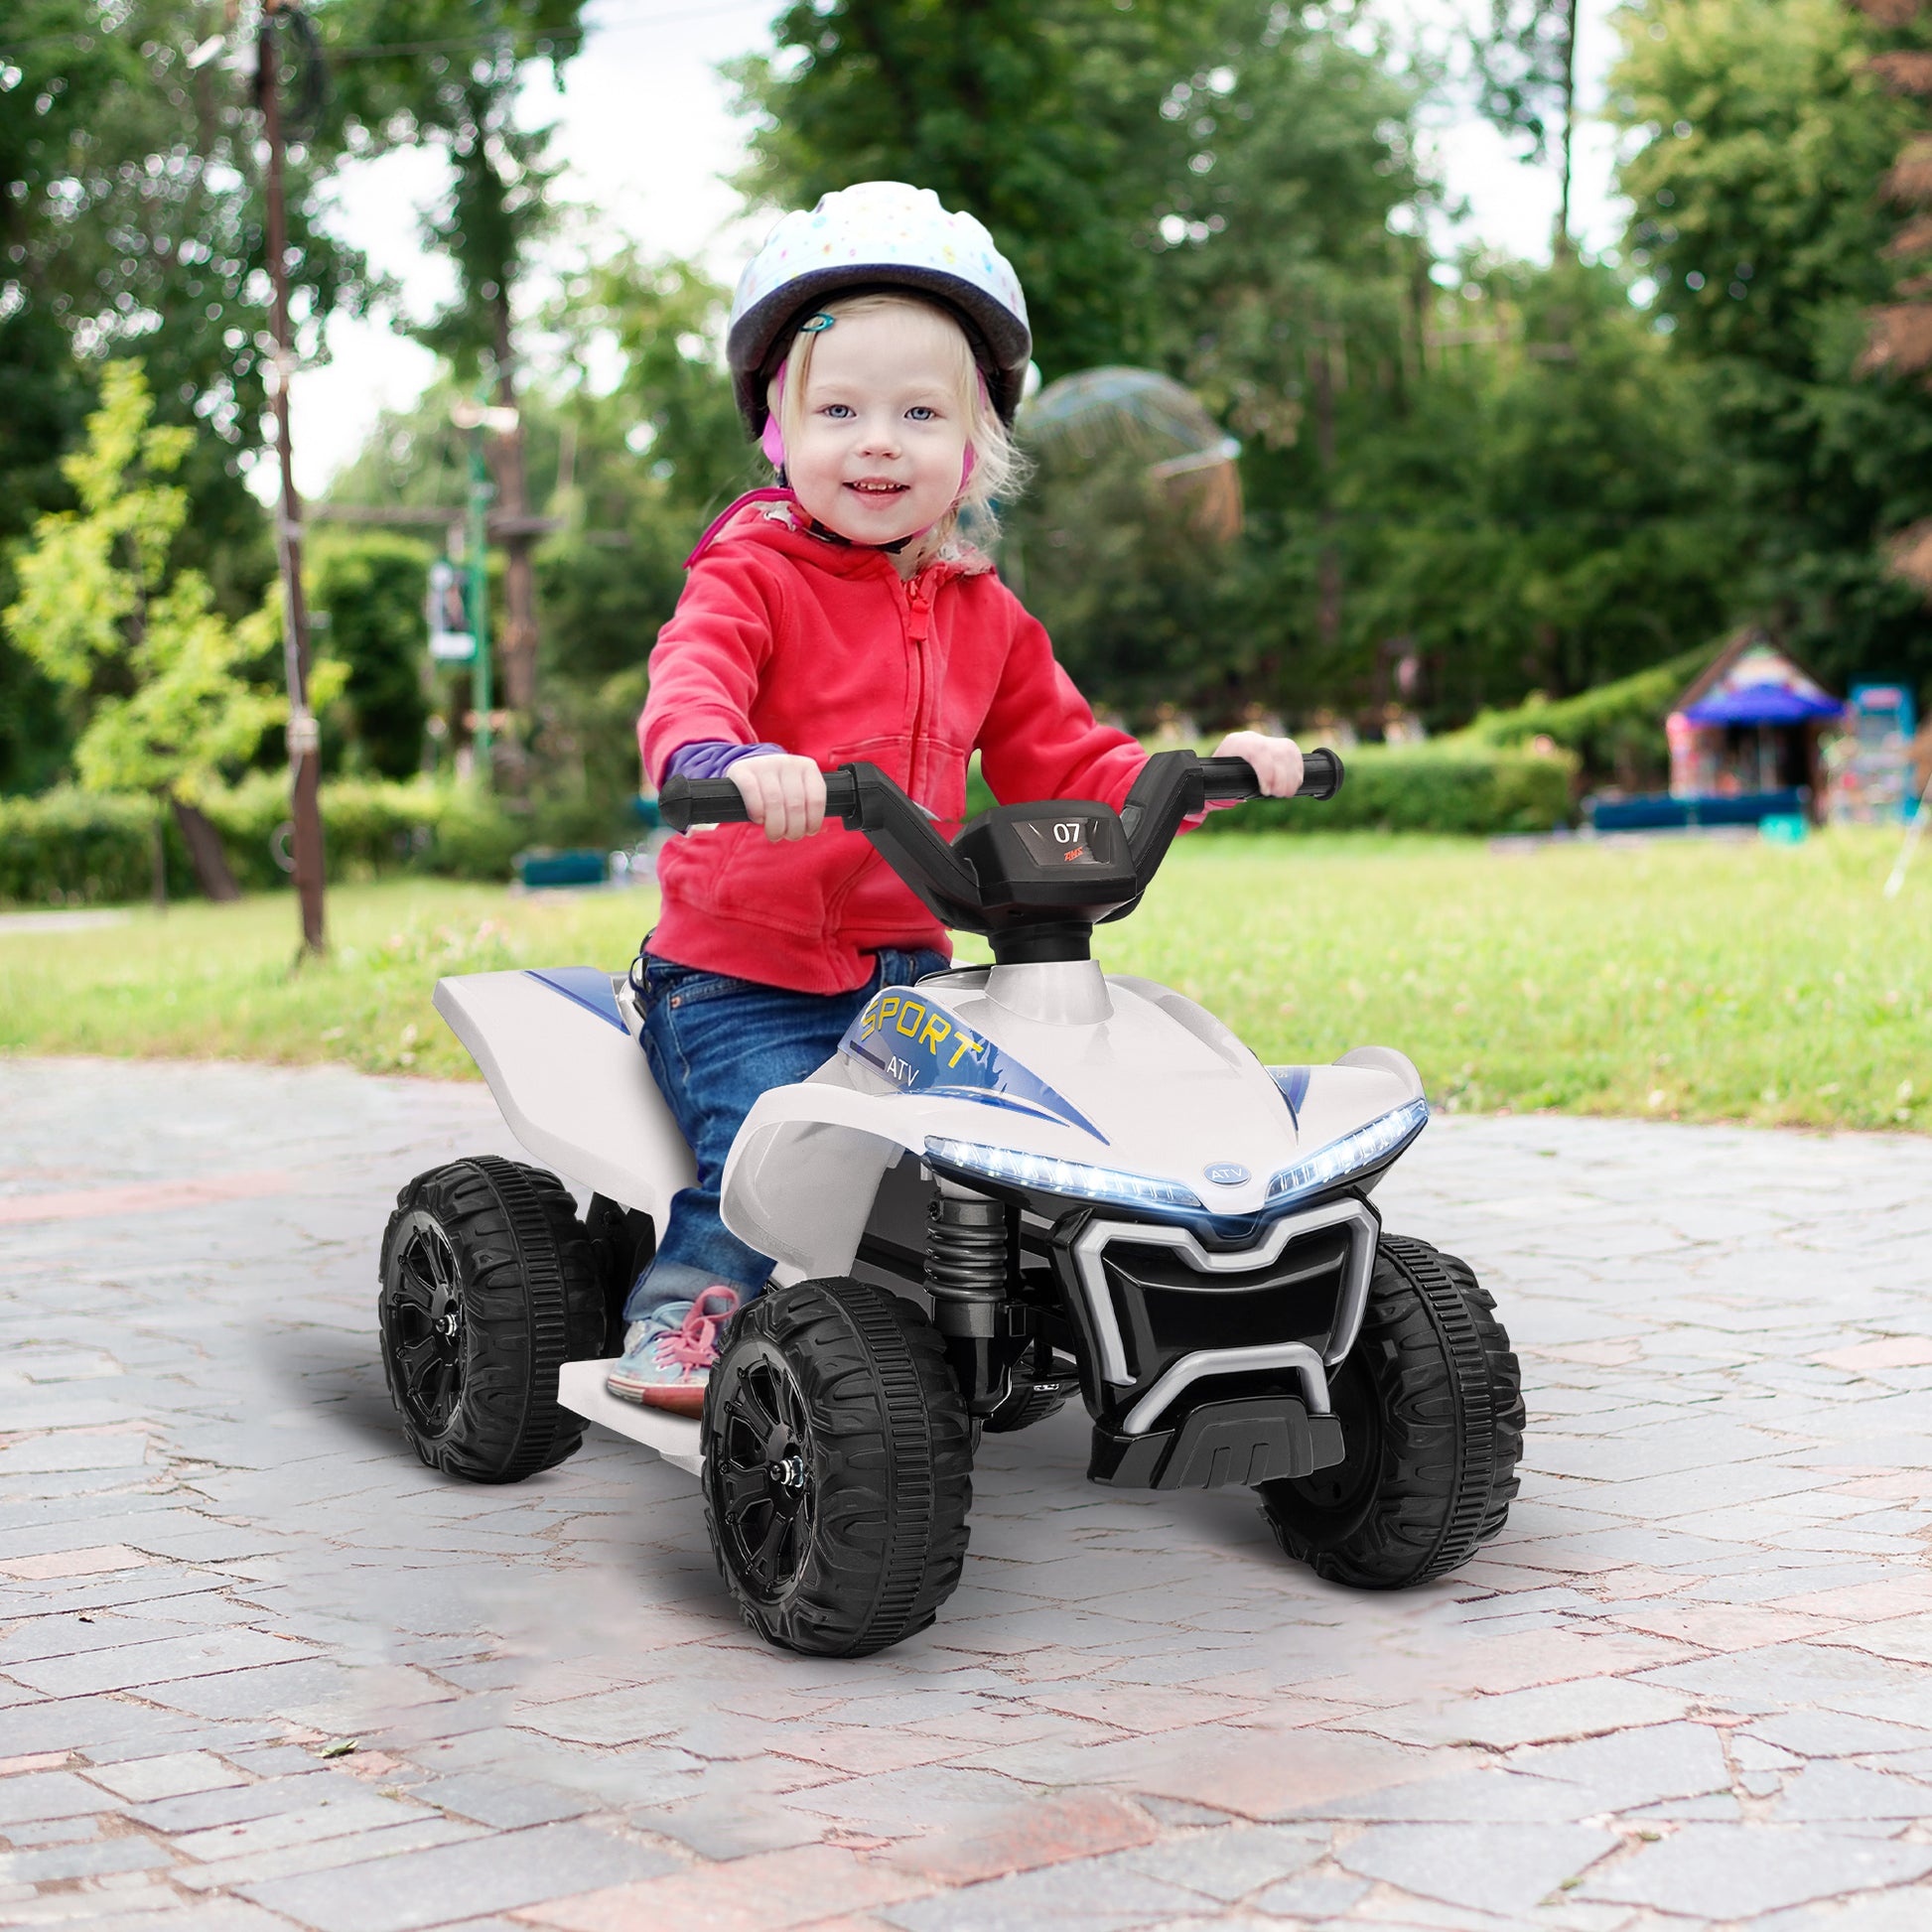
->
[4,1055,1932,1928]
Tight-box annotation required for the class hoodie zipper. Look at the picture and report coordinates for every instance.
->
[902,571,934,801]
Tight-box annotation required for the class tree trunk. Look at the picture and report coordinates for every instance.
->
[171,797,241,902]
[492,288,539,717]
[1555,0,1578,260]
[1311,334,1342,663]
[151,806,168,913]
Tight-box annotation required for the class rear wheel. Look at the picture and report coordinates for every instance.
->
[702,1277,973,1656]
[378,1157,604,1482]
[1260,1236,1523,1587]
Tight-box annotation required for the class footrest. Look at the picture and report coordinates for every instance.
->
[1087,1396,1345,1490]
[557,1359,703,1477]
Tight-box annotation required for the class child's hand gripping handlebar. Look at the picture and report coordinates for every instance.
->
[1197,749,1344,803]
[658,768,866,833]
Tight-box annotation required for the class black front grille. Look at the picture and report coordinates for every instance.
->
[1101,1225,1351,1384]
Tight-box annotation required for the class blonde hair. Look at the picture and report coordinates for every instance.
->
[772,291,1027,564]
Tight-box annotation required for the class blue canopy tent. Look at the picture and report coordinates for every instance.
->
[1682,683,1845,728]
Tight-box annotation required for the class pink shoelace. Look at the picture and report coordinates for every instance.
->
[653,1287,741,1372]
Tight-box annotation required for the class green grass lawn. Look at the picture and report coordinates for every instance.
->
[3,827,1927,1131]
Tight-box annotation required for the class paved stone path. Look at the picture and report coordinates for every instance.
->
[5,1056,1932,1931]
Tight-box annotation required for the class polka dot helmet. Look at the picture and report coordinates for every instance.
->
[726,181,1032,438]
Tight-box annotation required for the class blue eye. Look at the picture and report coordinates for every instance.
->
[821,403,854,420]
[906,406,936,422]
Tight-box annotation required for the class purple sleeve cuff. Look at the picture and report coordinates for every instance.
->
[664,740,787,781]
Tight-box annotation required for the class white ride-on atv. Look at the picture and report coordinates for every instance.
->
[378,750,1524,1656]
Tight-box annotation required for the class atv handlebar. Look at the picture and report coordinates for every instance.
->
[657,748,1345,958]
[657,748,1344,833]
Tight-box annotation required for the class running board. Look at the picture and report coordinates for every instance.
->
[557,1359,703,1477]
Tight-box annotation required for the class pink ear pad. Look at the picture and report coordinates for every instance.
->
[761,359,787,468]
[960,445,975,486]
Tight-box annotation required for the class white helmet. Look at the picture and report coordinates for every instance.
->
[726,181,1033,437]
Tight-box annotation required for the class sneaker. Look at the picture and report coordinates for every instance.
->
[605,1287,741,1415]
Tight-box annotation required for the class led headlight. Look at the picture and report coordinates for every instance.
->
[1265,1098,1429,1207]
[924,1137,1205,1213]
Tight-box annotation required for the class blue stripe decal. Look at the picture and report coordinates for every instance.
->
[841,987,1107,1144]
[526,967,626,1032]
[1268,1064,1312,1128]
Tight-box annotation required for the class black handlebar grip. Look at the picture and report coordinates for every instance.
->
[1196,757,1262,803]
[1196,748,1344,805]
[656,775,752,832]
[657,767,867,833]
[824,767,862,824]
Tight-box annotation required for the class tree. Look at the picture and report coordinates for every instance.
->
[991,14,1439,722]
[1852,0,1932,615]
[3,362,304,898]
[322,0,588,717]
[1346,261,1739,712]
[731,0,1211,376]
[0,0,373,790]
[310,532,433,777]
[1472,0,1582,255]
[1611,0,1932,696]
[318,253,746,795]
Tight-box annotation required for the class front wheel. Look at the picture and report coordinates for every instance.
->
[702,1277,973,1657]
[1260,1235,1523,1588]
[378,1157,605,1482]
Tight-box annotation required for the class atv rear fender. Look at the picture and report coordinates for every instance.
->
[433,969,696,1226]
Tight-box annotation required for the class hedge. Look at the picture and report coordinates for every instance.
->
[195,773,527,892]
[0,789,188,906]
[3,741,1577,908]
[1447,645,1711,786]
[0,777,528,908]
[961,743,1574,836]
[1190,743,1578,837]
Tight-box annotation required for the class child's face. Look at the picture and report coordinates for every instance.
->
[776,306,972,548]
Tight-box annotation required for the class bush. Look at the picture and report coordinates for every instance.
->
[0,788,187,905]
[0,776,531,907]
[1449,646,1711,790]
[1192,744,1578,836]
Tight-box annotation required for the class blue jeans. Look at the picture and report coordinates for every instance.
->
[625,944,949,1321]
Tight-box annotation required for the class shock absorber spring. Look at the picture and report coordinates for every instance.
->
[925,1191,1007,1299]
[925,1187,1013,1413]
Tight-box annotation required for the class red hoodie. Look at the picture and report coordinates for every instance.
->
[639,496,1147,993]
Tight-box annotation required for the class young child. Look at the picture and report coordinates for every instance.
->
[610,181,1304,1412]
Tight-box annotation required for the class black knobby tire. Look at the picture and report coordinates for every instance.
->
[702,1277,973,1657]
[378,1157,605,1483]
[1260,1235,1523,1588]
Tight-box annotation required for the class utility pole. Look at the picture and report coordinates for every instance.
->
[452,392,517,781]
[258,0,326,953]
